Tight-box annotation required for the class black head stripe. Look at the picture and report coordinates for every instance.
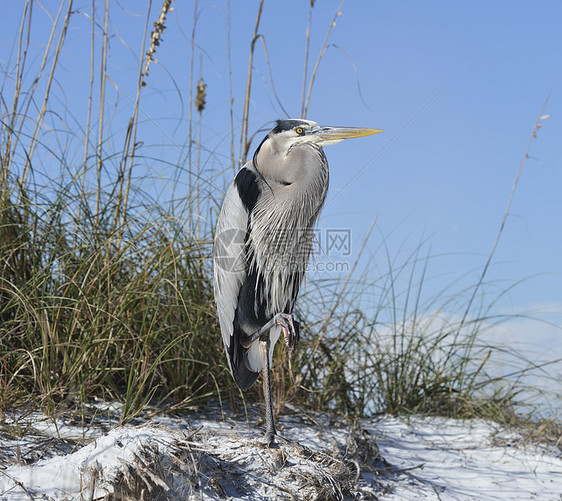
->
[271,119,310,134]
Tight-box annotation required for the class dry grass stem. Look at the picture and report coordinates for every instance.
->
[96,0,110,219]
[239,0,265,166]
[300,0,314,118]
[452,94,553,374]
[19,0,73,191]
[302,0,345,119]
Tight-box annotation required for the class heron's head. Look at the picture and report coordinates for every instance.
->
[253,119,382,186]
[264,119,382,152]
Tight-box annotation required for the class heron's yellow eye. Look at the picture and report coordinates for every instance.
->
[295,127,304,135]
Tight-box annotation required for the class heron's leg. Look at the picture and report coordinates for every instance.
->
[241,313,300,354]
[259,334,276,445]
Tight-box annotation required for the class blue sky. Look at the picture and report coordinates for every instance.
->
[239,1,562,346]
[2,1,561,399]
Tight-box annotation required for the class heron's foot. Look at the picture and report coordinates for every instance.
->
[242,313,300,352]
[274,313,300,355]
[262,429,292,447]
[261,430,301,452]
[264,430,276,447]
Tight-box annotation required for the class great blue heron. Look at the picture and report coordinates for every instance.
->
[213,119,381,444]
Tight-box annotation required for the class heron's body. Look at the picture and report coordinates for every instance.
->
[213,119,381,444]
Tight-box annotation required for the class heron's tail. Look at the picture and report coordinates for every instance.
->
[228,324,260,391]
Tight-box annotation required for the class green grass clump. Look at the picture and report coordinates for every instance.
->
[0,183,231,420]
[277,260,524,424]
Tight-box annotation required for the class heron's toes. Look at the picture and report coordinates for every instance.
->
[290,320,300,353]
[275,313,299,354]
[264,431,276,447]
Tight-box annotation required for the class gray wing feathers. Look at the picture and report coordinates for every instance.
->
[213,182,248,373]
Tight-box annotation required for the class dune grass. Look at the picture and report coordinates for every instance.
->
[0,0,558,436]
[0,181,225,420]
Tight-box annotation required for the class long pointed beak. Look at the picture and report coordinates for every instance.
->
[313,125,383,144]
